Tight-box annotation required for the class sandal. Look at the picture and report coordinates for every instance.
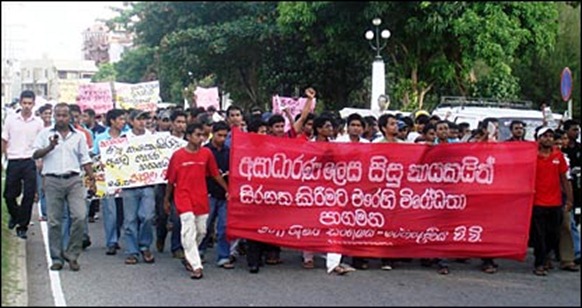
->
[141,250,155,263]
[265,258,282,265]
[190,268,203,280]
[331,265,349,275]
[125,255,138,265]
[560,264,580,272]
[482,264,498,274]
[182,259,194,272]
[437,266,449,275]
[543,260,554,271]
[220,261,235,269]
[533,266,547,276]
[302,259,315,269]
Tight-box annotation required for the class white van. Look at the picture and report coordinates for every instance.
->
[432,97,562,141]
[339,107,411,119]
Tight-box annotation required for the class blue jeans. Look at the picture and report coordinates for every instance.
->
[122,186,156,256]
[199,197,229,263]
[102,196,122,249]
[36,172,47,218]
[571,210,581,259]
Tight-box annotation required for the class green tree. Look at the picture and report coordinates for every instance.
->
[385,2,557,110]
[513,2,580,118]
[114,46,157,83]
[91,63,117,82]
[106,1,564,114]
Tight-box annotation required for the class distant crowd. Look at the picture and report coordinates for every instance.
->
[2,88,580,279]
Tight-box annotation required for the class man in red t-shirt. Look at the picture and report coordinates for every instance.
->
[164,123,228,279]
[531,126,574,276]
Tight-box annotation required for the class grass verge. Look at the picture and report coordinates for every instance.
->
[1,174,18,306]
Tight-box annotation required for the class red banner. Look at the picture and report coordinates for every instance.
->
[227,130,537,260]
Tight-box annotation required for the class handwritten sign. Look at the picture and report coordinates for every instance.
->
[271,95,317,131]
[58,79,88,104]
[227,130,537,260]
[194,86,220,110]
[86,155,121,199]
[76,82,113,115]
[99,133,187,189]
[115,81,160,112]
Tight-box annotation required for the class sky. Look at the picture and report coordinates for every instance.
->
[1,1,127,61]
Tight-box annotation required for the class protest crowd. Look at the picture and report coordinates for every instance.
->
[1,87,580,280]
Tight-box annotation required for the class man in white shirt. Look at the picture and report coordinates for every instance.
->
[33,103,96,271]
[334,113,370,143]
[2,90,44,239]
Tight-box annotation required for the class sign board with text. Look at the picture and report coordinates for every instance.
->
[99,133,186,189]
[271,95,317,132]
[227,130,537,260]
[76,82,114,115]
[115,81,160,112]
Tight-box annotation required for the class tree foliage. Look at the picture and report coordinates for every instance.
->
[513,2,580,116]
[113,46,157,83]
[105,1,578,119]
[92,63,117,82]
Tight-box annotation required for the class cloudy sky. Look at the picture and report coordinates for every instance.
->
[2,1,126,60]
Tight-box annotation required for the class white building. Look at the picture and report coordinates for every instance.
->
[20,56,97,101]
[83,22,134,65]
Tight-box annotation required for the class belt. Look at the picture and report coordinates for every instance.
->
[8,158,33,162]
[45,172,80,179]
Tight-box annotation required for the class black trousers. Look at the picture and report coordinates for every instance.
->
[246,240,280,266]
[3,158,37,232]
[88,199,99,217]
[114,197,124,237]
[571,177,580,225]
[530,205,562,268]
[247,239,268,267]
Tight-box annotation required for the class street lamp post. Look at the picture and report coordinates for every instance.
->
[365,18,391,112]
[185,71,194,107]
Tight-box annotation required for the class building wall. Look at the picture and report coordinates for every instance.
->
[20,57,97,100]
[83,22,134,65]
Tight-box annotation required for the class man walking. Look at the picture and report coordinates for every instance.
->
[155,110,186,259]
[2,90,44,239]
[531,126,574,276]
[120,110,157,265]
[93,109,126,256]
[33,103,96,271]
[164,123,229,279]
[199,121,233,269]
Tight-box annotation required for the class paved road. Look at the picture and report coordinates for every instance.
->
[26,208,580,307]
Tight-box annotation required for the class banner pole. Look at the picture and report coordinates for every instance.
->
[110,81,117,109]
